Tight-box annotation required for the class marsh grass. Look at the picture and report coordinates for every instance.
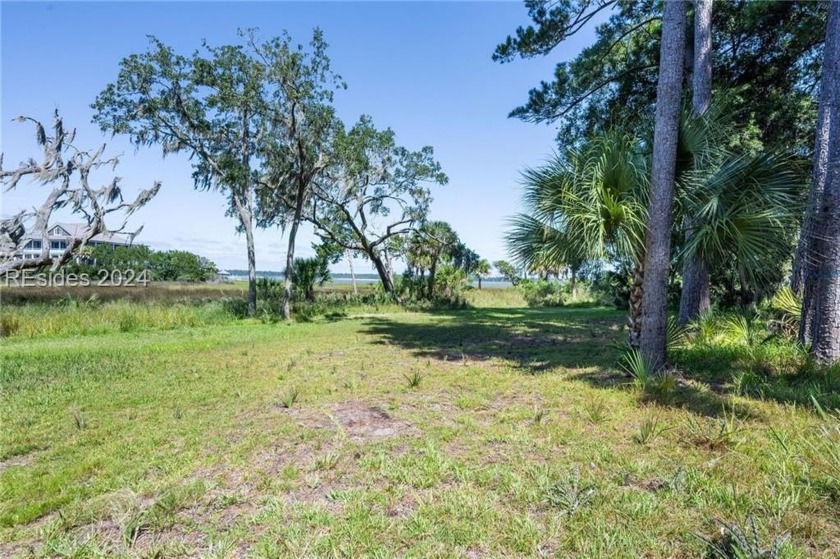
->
[0,299,236,338]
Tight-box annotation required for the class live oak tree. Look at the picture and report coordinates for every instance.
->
[493,260,521,285]
[93,33,263,315]
[253,29,345,320]
[0,111,159,276]
[639,0,687,371]
[307,116,447,295]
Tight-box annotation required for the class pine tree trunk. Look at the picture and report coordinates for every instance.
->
[678,0,712,326]
[811,0,840,365]
[796,1,839,349]
[640,0,687,371]
[792,5,837,300]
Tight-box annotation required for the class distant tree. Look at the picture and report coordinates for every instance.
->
[0,111,159,276]
[287,256,330,301]
[449,242,481,277]
[306,116,447,295]
[76,244,154,273]
[474,259,492,289]
[150,250,212,282]
[493,259,521,286]
[408,221,459,298]
[253,29,345,321]
[639,0,687,371]
[93,33,263,314]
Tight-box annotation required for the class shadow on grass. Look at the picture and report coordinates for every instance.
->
[361,306,625,374]
[673,344,840,411]
[360,306,748,417]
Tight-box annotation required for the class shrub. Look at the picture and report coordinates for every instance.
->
[517,279,564,308]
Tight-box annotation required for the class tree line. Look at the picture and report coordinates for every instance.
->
[2,28,492,316]
[90,29,457,319]
[497,0,840,366]
[71,244,219,283]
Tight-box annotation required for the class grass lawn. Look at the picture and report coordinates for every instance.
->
[1,298,839,557]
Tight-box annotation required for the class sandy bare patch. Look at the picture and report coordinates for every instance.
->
[288,400,418,443]
[0,452,37,472]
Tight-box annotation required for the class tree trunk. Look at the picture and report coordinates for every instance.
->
[369,250,395,294]
[244,220,257,316]
[428,262,437,298]
[347,252,358,295]
[239,109,257,316]
[811,0,840,365]
[384,246,395,291]
[478,275,483,290]
[678,0,712,326]
[639,0,687,371]
[679,256,710,325]
[570,267,578,300]
[796,1,839,349]
[628,262,644,349]
[282,198,304,321]
[792,5,837,298]
[739,266,756,314]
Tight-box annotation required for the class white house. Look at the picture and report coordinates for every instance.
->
[19,223,133,260]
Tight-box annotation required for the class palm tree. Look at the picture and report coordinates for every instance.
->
[508,120,803,352]
[474,259,492,289]
[507,129,649,345]
[407,221,459,298]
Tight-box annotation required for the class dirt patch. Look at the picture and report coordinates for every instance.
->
[0,452,37,472]
[288,400,418,443]
[331,402,417,442]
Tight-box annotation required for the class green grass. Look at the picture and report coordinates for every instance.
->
[1,295,839,557]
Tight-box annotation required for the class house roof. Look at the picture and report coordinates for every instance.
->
[23,223,133,245]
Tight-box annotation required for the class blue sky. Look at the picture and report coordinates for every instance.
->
[1,1,602,272]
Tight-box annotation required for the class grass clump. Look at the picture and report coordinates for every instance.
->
[634,413,672,445]
[698,517,791,559]
[404,370,424,388]
[279,387,300,409]
[545,468,597,515]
